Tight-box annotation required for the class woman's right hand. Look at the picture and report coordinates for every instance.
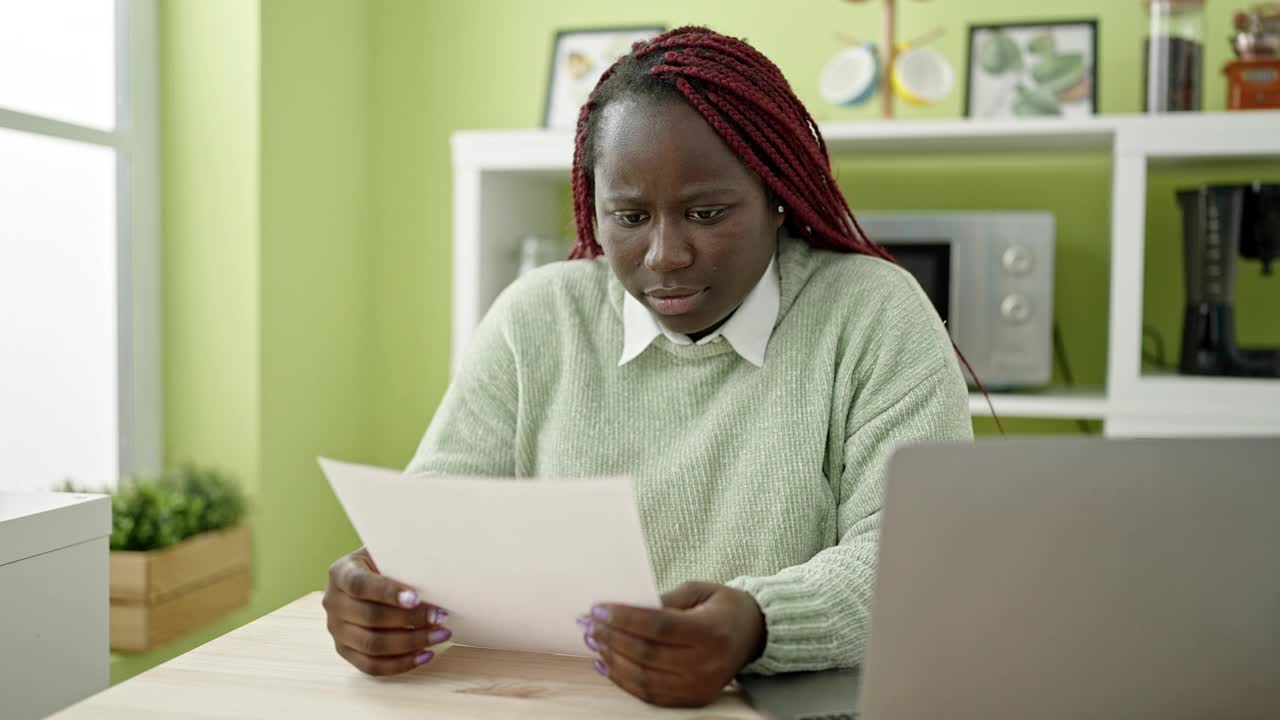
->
[323,547,451,675]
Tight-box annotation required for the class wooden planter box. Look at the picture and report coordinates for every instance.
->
[109,524,252,652]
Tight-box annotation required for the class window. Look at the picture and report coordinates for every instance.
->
[0,0,159,492]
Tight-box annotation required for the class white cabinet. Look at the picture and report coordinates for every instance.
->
[450,111,1280,436]
[0,492,111,719]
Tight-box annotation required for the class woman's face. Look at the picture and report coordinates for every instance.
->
[592,96,783,337]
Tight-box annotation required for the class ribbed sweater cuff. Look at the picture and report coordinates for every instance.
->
[727,571,841,675]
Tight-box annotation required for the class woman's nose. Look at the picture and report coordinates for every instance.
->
[644,219,694,272]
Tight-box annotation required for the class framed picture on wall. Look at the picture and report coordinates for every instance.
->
[965,20,1098,119]
[543,26,665,130]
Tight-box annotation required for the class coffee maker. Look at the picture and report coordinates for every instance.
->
[1177,182,1280,378]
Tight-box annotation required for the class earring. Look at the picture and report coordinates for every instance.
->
[776,205,784,214]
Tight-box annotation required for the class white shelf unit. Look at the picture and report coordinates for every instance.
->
[452,111,1280,436]
[968,391,1109,421]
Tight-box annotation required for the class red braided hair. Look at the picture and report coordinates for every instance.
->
[569,26,886,261]
[568,26,1003,432]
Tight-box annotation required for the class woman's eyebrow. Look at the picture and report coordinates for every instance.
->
[599,183,740,205]
[676,183,739,203]
[597,189,646,205]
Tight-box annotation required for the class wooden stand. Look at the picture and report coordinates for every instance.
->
[881,0,897,118]
[109,524,253,652]
[849,0,935,118]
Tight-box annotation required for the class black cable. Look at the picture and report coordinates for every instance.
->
[1051,321,1096,435]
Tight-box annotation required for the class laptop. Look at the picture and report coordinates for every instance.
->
[738,668,861,720]
[740,437,1280,720]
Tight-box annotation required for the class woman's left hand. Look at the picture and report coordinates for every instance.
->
[581,581,766,707]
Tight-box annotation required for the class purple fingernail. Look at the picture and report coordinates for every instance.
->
[593,658,608,676]
[414,650,434,665]
[398,590,420,608]
[591,604,609,621]
[575,616,591,632]
[431,607,449,624]
[428,628,451,645]
[584,633,599,652]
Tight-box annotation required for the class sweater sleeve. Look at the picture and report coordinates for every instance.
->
[404,290,520,478]
[726,359,972,675]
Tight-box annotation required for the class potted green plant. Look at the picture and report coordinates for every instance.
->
[66,465,251,652]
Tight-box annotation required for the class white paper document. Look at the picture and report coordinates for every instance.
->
[318,458,662,657]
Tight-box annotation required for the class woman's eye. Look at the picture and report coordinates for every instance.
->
[688,207,727,222]
[612,212,647,227]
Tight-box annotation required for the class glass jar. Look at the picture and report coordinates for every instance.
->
[1145,0,1206,112]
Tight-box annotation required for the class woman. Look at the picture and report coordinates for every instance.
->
[322,26,972,708]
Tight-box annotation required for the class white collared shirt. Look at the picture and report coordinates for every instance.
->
[619,254,780,368]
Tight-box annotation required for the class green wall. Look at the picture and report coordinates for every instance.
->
[255,0,373,622]
[160,0,260,496]
[124,0,1275,684]
[115,0,369,684]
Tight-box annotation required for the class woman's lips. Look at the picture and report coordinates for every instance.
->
[645,288,707,316]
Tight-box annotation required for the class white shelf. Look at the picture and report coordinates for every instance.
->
[969,391,1109,421]
[451,111,1280,173]
[1108,372,1280,437]
[451,110,1280,438]
[1115,375,1280,425]
[821,116,1116,155]
[1116,110,1280,160]
[452,129,573,175]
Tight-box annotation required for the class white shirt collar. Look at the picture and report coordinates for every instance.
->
[619,253,780,368]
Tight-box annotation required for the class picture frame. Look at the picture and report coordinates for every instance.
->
[543,26,665,130]
[965,20,1098,119]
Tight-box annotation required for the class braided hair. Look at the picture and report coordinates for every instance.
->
[567,26,1001,430]
[569,25,888,261]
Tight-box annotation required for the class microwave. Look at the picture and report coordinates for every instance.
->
[856,212,1055,389]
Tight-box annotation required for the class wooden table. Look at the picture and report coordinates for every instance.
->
[54,592,764,719]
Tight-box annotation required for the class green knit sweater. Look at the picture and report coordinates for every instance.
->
[407,236,972,674]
